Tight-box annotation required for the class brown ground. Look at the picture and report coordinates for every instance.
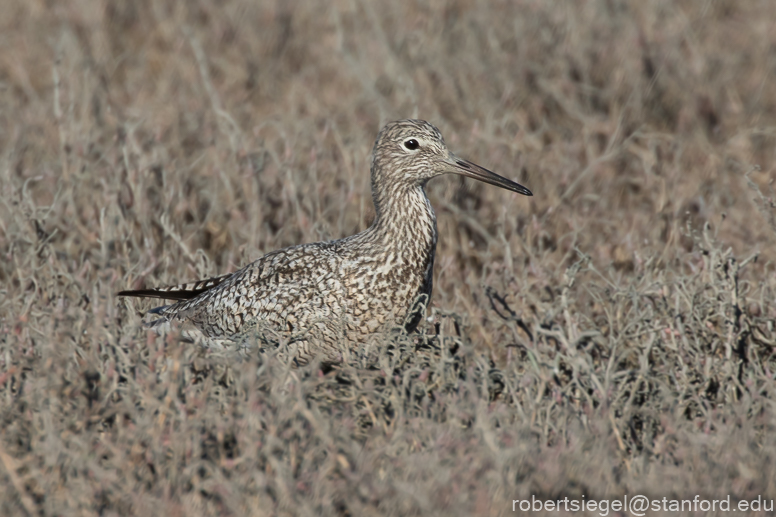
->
[1,1,776,515]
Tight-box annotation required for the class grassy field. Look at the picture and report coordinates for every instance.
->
[2,0,776,515]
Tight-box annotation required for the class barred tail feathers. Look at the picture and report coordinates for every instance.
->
[117,273,233,301]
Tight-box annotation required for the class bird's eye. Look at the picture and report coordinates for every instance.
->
[404,139,420,150]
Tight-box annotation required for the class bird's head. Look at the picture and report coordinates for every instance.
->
[371,119,532,196]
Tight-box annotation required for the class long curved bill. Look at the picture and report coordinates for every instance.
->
[446,154,532,196]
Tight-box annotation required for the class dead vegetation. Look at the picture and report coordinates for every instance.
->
[1,0,776,515]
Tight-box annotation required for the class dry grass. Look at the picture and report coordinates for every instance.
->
[2,0,776,515]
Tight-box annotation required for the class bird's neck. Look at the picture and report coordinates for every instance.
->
[369,184,438,253]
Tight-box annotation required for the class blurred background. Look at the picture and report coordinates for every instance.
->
[3,1,774,279]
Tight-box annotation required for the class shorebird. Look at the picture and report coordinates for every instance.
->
[119,120,532,364]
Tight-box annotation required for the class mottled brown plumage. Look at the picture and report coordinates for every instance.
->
[119,120,532,364]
